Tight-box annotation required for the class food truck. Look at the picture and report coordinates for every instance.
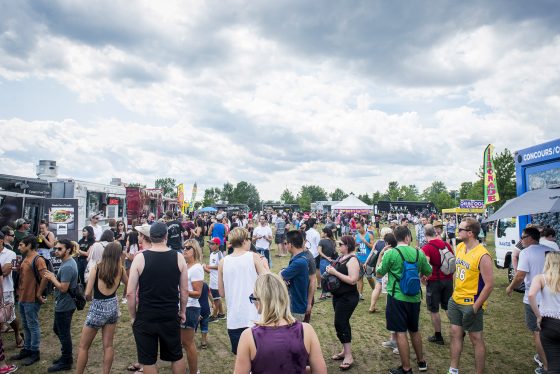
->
[126,187,164,225]
[494,138,560,281]
[51,179,127,240]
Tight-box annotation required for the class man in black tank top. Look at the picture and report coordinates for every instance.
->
[126,222,189,373]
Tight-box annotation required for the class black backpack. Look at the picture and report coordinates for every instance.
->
[68,284,87,310]
[31,255,55,297]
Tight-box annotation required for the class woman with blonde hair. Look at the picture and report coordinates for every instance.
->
[76,242,128,374]
[181,239,204,374]
[234,273,326,374]
[528,252,560,374]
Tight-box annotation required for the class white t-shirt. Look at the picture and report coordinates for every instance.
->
[306,228,321,258]
[187,263,204,308]
[540,238,560,251]
[208,250,223,289]
[0,247,16,292]
[128,244,139,256]
[253,225,272,250]
[518,244,559,304]
[90,224,103,242]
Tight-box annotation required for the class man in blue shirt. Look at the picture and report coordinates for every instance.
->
[280,230,309,322]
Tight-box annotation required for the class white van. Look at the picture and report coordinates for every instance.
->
[494,217,520,283]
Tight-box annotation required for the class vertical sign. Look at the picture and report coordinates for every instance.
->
[177,183,185,213]
[484,144,500,205]
[189,182,198,212]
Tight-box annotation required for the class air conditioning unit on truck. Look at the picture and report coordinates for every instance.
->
[494,138,560,283]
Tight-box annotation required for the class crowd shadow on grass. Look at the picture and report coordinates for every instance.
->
[5,229,534,373]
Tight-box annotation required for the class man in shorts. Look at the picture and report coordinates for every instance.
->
[448,218,494,374]
[421,225,454,345]
[506,227,558,373]
[376,226,432,374]
[127,222,189,374]
[204,238,225,322]
[274,213,287,257]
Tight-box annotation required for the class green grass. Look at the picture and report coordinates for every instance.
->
[15,227,535,373]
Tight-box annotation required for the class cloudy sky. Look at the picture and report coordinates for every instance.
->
[1,1,559,200]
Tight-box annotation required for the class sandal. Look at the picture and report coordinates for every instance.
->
[16,333,24,349]
[331,353,345,361]
[0,364,17,374]
[127,363,142,372]
[340,361,354,370]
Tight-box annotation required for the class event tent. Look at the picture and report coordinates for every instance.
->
[331,194,373,214]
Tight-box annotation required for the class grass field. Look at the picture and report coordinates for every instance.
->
[11,227,537,373]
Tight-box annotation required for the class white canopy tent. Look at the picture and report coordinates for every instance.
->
[331,194,373,214]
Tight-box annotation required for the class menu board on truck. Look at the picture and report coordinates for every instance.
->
[45,198,79,241]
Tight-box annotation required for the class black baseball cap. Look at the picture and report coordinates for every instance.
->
[150,222,168,239]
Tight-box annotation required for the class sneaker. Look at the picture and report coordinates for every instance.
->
[359,294,365,301]
[389,366,412,374]
[10,349,31,361]
[534,354,543,368]
[535,367,545,374]
[21,351,40,366]
[208,316,219,323]
[427,335,445,345]
[218,313,226,320]
[0,364,17,374]
[121,298,127,304]
[393,347,400,355]
[382,340,397,349]
[48,361,72,372]
[417,361,427,372]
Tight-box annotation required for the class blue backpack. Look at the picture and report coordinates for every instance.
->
[390,247,421,296]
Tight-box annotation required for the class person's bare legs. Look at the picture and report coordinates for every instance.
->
[369,281,382,312]
[468,331,486,374]
[431,311,442,335]
[10,318,21,346]
[75,326,98,374]
[396,332,411,371]
[534,331,548,370]
[170,357,187,374]
[409,331,425,362]
[449,324,464,370]
[101,323,117,374]
[181,328,198,374]
[357,278,363,296]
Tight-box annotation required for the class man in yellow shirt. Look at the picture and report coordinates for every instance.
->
[448,217,494,374]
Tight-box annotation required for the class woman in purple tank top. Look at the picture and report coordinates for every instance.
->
[233,273,327,374]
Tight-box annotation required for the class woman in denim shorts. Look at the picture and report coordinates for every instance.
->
[181,239,204,374]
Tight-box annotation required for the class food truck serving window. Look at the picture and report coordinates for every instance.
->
[108,197,119,205]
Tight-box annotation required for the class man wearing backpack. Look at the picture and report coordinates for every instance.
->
[421,224,455,346]
[376,226,432,374]
[43,238,78,372]
[10,235,48,367]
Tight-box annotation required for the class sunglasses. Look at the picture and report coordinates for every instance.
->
[521,235,530,239]
[184,246,193,251]
[458,228,471,232]
[249,293,259,304]
[54,246,65,251]
[338,242,346,246]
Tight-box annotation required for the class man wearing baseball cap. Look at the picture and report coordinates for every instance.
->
[127,222,189,372]
[209,214,227,253]
[88,213,103,242]
[13,218,31,254]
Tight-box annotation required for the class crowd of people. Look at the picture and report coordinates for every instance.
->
[0,208,557,373]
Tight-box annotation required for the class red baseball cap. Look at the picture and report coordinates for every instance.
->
[208,238,221,245]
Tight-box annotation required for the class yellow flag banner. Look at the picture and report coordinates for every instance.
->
[483,144,500,205]
[177,183,185,209]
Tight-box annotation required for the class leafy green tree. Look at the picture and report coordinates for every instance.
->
[155,177,177,198]
[127,182,147,188]
[385,181,401,201]
[467,179,484,200]
[297,185,328,211]
[330,188,348,201]
[422,181,455,211]
[202,187,221,207]
[220,182,235,203]
[280,188,296,204]
[399,185,420,201]
[371,191,383,204]
[493,148,516,208]
[357,193,372,205]
[232,181,261,211]
[459,182,473,199]
[193,201,203,210]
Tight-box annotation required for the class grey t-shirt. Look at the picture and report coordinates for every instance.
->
[275,219,286,235]
[55,257,78,312]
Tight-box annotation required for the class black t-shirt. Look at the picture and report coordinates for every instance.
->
[166,220,184,250]
[318,238,336,259]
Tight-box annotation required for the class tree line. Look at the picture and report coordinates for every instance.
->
[139,149,516,213]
